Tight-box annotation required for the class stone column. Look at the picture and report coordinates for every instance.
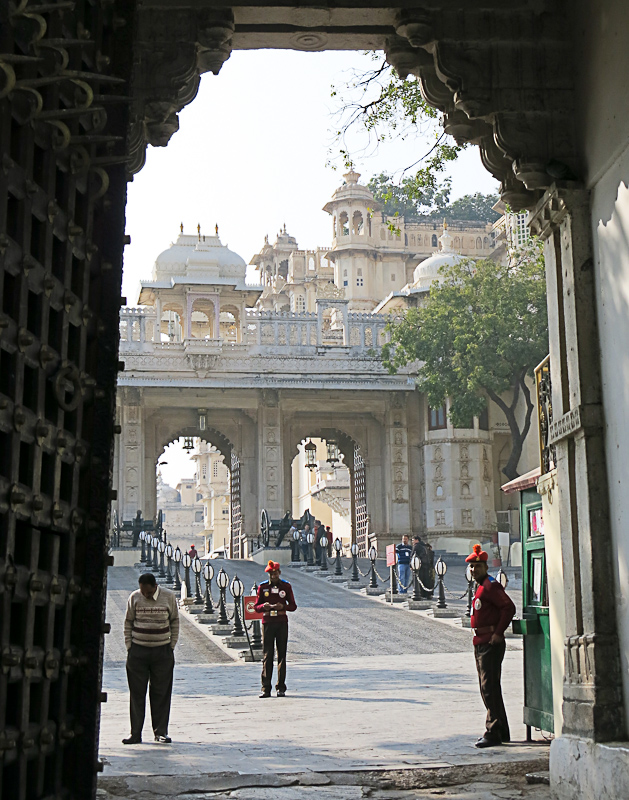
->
[258,390,286,523]
[120,388,144,520]
[383,394,413,547]
[530,186,625,746]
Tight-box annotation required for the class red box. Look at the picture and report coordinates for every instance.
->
[243,595,264,621]
[386,544,397,567]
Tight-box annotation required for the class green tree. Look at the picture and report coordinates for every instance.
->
[367,172,451,217]
[382,241,548,480]
[428,192,501,223]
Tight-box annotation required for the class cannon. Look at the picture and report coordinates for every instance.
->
[113,509,163,547]
[259,508,314,548]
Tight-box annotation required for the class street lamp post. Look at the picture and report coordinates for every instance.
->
[173,546,182,591]
[368,545,378,589]
[497,567,509,589]
[307,532,315,566]
[216,567,230,626]
[229,575,245,637]
[350,542,360,582]
[435,557,448,609]
[192,556,203,604]
[465,563,474,618]
[291,529,300,562]
[203,562,214,614]
[152,537,159,571]
[320,536,328,571]
[410,553,422,601]
[181,552,192,598]
[144,533,153,568]
[165,543,174,583]
[334,537,343,576]
[158,540,166,578]
[139,531,147,563]
[250,582,262,649]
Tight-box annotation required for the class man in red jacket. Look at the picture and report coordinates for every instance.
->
[254,561,297,698]
[466,543,516,748]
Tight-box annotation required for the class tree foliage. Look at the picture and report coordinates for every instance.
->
[330,57,464,191]
[381,240,548,480]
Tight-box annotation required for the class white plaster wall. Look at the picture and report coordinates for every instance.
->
[577,0,629,734]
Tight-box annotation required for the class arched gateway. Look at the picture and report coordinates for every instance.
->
[2,4,629,800]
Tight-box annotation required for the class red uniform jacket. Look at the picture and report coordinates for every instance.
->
[470,575,516,645]
[254,579,297,625]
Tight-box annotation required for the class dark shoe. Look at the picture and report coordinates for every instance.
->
[122,736,142,745]
[475,736,502,748]
[259,690,271,698]
[277,690,286,697]
[154,735,171,743]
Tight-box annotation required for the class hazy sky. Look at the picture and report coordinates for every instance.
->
[124,49,498,486]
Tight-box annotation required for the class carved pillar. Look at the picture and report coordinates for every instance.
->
[385,395,413,544]
[259,390,285,523]
[530,186,625,742]
[120,388,144,519]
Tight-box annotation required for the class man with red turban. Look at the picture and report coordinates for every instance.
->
[254,561,297,698]
[466,543,516,747]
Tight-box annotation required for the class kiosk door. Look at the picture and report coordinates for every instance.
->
[513,488,554,736]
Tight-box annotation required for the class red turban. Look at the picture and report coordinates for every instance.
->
[465,543,488,563]
[265,560,280,573]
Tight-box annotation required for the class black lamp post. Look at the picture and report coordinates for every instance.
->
[307,531,315,566]
[158,540,166,578]
[203,562,214,614]
[216,567,229,625]
[291,529,300,562]
[320,535,328,571]
[139,531,147,563]
[410,553,422,601]
[497,567,509,588]
[334,537,343,576]
[350,542,360,582]
[229,575,245,637]
[368,545,378,589]
[435,557,448,609]
[145,533,153,568]
[192,556,203,604]
[181,552,192,598]
[152,536,159,571]
[465,563,474,618]
[165,543,174,583]
[250,582,262,649]
[173,546,182,591]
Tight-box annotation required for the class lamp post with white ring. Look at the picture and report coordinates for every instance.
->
[334,537,343,576]
[165,543,174,584]
[350,542,360,582]
[435,557,448,609]
[181,552,192,598]
[320,535,328,572]
[229,575,245,637]
[191,556,203,603]
[173,546,182,591]
[368,545,378,589]
[410,553,422,602]
[216,567,230,626]
[203,562,214,614]
[157,540,166,578]
[139,531,147,564]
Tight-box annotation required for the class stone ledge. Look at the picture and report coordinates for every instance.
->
[407,600,432,610]
[550,736,629,800]
[433,607,460,618]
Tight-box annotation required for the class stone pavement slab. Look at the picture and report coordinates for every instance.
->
[100,650,547,778]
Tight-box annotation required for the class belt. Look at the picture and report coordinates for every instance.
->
[474,625,496,635]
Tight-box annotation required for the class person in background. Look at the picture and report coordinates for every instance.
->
[395,534,413,594]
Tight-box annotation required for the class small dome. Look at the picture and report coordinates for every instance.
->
[153,229,247,281]
[412,222,464,291]
[156,473,180,504]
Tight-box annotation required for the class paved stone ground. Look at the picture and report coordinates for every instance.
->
[100,562,546,800]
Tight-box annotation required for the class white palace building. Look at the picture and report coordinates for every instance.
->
[113,172,535,560]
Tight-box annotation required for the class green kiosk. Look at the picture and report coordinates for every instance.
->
[502,468,554,738]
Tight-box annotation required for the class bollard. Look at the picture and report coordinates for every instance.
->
[230,575,245,637]
[334,537,343,576]
[350,542,360,582]
[435,557,448,609]
[173,546,182,592]
[203,562,214,614]
[216,567,230,626]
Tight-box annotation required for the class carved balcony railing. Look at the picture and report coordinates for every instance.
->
[535,355,556,474]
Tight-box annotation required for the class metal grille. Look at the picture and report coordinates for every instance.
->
[353,445,368,557]
[0,1,134,798]
[229,453,241,559]
[535,355,556,474]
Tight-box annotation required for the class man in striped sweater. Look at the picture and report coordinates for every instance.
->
[123,573,179,744]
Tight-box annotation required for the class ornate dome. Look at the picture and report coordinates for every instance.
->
[156,473,180,504]
[322,170,381,212]
[412,223,464,291]
[153,226,247,281]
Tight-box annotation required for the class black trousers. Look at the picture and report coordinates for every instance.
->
[261,623,289,692]
[126,643,174,738]
[474,640,510,742]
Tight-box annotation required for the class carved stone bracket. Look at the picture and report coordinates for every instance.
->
[387,6,578,210]
[127,8,234,175]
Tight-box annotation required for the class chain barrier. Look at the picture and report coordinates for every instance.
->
[394,566,436,595]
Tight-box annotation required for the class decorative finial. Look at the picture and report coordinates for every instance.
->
[197,223,201,241]
[264,234,269,244]
[180,222,184,234]
[215,223,219,236]
[443,218,448,229]
[283,223,287,234]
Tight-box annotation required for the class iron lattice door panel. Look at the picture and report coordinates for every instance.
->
[230,453,241,559]
[0,1,134,798]
[353,445,368,557]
